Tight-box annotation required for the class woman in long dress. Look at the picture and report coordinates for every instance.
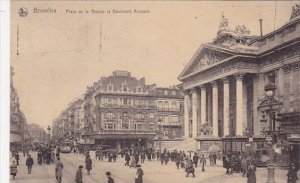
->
[10,160,18,180]
[130,155,136,168]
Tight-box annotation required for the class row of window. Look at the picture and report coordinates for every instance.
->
[103,112,179,122]
[103,122,155,131]
[100,97,155,107]
[107,85,146,93]
[157,101,181,111]
[158,115,180,123]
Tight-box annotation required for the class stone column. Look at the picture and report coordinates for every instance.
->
[184,92,190,138]
[211,81,219,137]
[200,85,207,124]
[235,73,245,136]
[222,77,230,137]
[192,89,199,138]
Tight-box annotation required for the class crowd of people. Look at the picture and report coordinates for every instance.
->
[9,145,299,183]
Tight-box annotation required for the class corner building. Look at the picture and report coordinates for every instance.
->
[179,9,300,166]
[83,71,183,150]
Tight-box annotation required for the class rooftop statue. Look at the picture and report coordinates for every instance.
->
[290,4,300,20]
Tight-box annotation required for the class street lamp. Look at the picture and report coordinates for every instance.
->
[47,125,51,144]
[263,83,277,183]
[157,118,163,158]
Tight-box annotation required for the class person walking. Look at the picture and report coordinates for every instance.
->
[287,163,298,183]
[129,155,136,168]
[247,161,256,183]
[241,157,248,177]
[10,160,18,180]
[125,153,130,166]
[85,155,92,175]
[15,152,20,166]
[135,164,144,183]
[199,154,206,172]
[192,153,199,168]
[55,158,64,183]
[106,172,115,183]
[26,155,34,174]
[185,158,195,177]
[75,165,83,183]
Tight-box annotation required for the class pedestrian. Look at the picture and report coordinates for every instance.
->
[112,152,117,162]
[26,155,34,174]
[241,157,248,177]
[287,163,298,183]
[247,161,256,183]
[75,165,83,183]
[185,159,195,177]
[130,155,136,168]
[106,171,115,183]
[209,153,214,166]
[55,158,64,183]
[125,153,130,166]
[10,160,18,180]
[199,154,206,172]
[15,152,20,166]
[192,153,199,168]
[141,153,145,164]
[85,155,92,175]
[135,164,144,183]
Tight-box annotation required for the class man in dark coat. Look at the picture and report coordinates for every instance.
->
[75,165,83,183]
[85,155,92,175]
[192,153,199,168]
[287,163,298,183]
[125,153,130,166]
[15,153,20,165]
[106,172,115,183]
[247,162,256,183]
[26,155,34,174]
[135,164,144,183]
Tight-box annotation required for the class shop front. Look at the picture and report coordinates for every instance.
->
[278,112,300,168]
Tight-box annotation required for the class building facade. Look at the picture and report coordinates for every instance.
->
[10,68,28,150]
[27,123,47,144]
[179,7,300,167]
[53,71,183,150]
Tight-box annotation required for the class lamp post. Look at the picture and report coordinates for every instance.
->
[263,83,277,183]
[157,118,163,158]
[47,125,51,145]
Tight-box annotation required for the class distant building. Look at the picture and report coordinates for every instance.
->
[27,123,46,144]
[179,5,300,166]
[10,67,28,150]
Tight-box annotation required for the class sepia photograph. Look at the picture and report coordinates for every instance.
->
[4,0,300,183]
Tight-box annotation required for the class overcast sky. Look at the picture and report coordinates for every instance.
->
[11,1,296,130]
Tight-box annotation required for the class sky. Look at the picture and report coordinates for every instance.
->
[10,1,297,130]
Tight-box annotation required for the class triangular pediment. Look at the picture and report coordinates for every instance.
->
[178,44,237,80]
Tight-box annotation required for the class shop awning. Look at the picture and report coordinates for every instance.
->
[10,134,21,143]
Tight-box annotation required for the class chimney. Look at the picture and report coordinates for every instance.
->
[259,19,263,37]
